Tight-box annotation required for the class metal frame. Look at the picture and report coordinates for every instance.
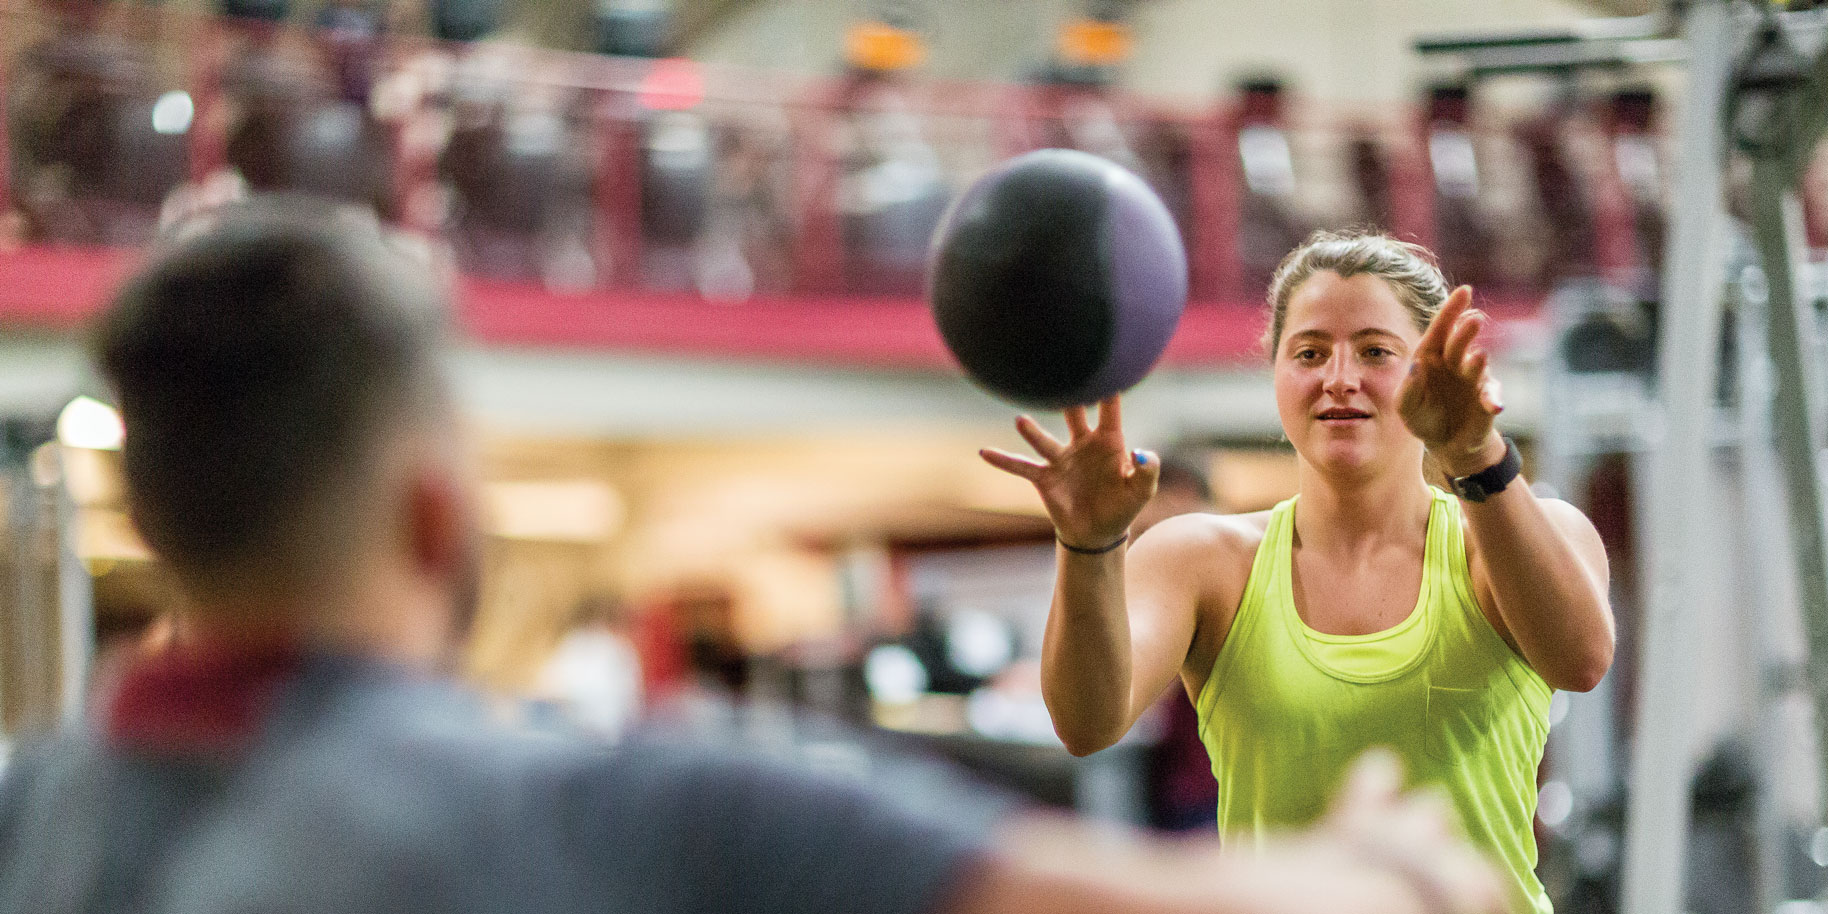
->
[1421,3,1828,910]
[1621,6,1739,911]
[1742,12,1828,820]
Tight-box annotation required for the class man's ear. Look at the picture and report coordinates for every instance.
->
[405,461,471,579]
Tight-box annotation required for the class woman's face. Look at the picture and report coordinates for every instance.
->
[1272,271,1427,478]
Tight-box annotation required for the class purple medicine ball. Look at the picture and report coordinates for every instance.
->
[927,149,1187,409]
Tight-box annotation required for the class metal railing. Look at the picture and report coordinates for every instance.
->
[0,2,1756,308]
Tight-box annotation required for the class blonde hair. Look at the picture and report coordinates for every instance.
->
[1262,231,1450,358]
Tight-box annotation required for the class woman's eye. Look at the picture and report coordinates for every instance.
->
[1364,346,1393,359]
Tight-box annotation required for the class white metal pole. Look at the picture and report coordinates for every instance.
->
[1537,282,1626,828]
[1621,3,1736,912]
[1749,160,1828,819]
[53,451,90,726]
[1734,262,1812,913]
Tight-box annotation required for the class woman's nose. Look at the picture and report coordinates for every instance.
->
[1322,356,1361,395]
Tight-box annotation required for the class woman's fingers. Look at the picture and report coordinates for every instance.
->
[1128,448,1160,493]
[1461,346,1487,379]
[1481,375,1505,414]
[1095,396,1123,436]
[1324,750,1507,913]
[1460,348,1506,415]
[1015,415,1066,460]
[1418,285,1473,360]
[1442,308,1484,368]
[1063,405,1092,439]
[1328,748,1405,829]
[979,447,1046,481]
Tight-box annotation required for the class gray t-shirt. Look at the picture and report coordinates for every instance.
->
[0,655,1003,914]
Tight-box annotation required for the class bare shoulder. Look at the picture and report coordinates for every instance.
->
[1131,510,1276,691]
[1135,509,1272,550]
[1462,494,1611,600]
[1130,509,1273,589]
[1535,496,1600,532]
[1532,496,1610,572]
[1460,495,1606,558]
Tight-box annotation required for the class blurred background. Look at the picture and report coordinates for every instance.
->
[3,0,1828,912]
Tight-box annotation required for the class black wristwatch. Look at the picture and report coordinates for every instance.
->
[1448,437,1522,503]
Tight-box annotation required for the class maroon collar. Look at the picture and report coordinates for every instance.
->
[104,631,305,758]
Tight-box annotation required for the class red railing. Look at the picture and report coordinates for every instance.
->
[0,1,1713,366]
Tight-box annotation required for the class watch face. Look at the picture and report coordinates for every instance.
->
[1455,479,1487,502]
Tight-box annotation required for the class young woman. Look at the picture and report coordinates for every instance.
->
[981,232,1614,914]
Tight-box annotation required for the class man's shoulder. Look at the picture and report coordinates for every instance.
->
[279,657,611,778]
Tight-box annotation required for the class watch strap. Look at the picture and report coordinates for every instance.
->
[1450,437,1521,503]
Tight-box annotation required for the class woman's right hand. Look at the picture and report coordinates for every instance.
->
[979,396,1160,551]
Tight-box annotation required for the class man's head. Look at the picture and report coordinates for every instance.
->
[1133,452,1215,536]
[94,199,477,634]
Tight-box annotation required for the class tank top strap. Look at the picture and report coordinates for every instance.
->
[1249,497,1297,617]
[1426,486,1481,625]
[1426,486,1555,707]
[1196,496,1296,720]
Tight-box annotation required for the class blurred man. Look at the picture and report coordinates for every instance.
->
[531,592,645,741]
[1132,452,1219,539]
[0,201,1506,914]
[1132,453,1225,832]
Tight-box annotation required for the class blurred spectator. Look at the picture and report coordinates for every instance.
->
[9,2,184,245]
[531,592,645,741]
[1133,118,1196,234]
[670,580,749,696]
[835,71,951,296]
[902,598,1018,698]
[637,108,716,291]
[1060,95,1141,175]
[699,115,795,299]
[1133,452,1221,833]
[1227,75,1310,294]
[439,52,597,287]
[222,23,317,191]
[1022,67,1144,177]
[223,21,393,217]
[1603,86,1666,296]
[1517,108,1601,286]
[314,0,386,106]
[1423,83,1499,288]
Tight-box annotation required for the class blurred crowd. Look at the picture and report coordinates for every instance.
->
[14,0,1827,305]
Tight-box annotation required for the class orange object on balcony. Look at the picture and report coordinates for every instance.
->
[844,23,925,73]
[1058,19,1133,67]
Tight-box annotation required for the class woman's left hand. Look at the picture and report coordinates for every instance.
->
[1398,286,1506,477]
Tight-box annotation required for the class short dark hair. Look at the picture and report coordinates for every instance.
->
[93,199,449,587]
[1155,452,1214,504]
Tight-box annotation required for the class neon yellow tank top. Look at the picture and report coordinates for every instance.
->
[1197,487,1553,914]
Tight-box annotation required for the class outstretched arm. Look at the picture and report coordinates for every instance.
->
[981,397,1198,755]
[1400,286,1614,692]
[945,752,1508,914]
